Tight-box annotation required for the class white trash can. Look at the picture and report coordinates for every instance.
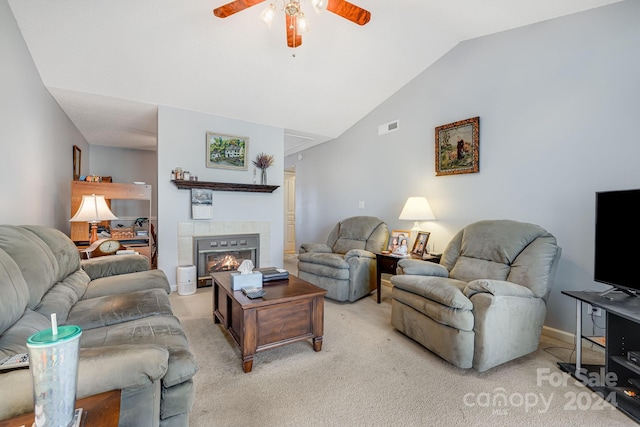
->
[177,265,197,296]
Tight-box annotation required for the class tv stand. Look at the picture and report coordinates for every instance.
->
[559,290,640,423]
[599,287,638,298]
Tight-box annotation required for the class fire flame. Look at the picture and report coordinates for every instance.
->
[207,254,240,272]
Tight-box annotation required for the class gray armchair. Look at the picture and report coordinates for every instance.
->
[390,219,561,371]
[297,216,389,302]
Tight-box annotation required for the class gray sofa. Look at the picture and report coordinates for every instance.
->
[297,216,389,302]
[0,225,198,426]
[391,220,561,372]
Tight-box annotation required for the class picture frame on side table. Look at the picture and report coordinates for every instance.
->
[411,231,431,257]
[206,132,249,170]
[435,116,479,176]
[387,230,410,253]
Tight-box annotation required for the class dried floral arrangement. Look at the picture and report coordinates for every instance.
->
[252,153,275,170]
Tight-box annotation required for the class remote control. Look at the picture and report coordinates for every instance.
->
[242,287,265,299]
[0,353,29,370]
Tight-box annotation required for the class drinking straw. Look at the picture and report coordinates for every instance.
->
[51,313,58,337]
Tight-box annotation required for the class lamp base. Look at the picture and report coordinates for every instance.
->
[89,223,99,244]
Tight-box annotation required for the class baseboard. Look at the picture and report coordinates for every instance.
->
[541,325,574,344]
[541,325,605,354]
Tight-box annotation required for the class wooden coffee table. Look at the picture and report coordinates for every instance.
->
[211,271,326,373]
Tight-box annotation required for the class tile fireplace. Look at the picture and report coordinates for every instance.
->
[177,221,271,288]
[194,234,259,286]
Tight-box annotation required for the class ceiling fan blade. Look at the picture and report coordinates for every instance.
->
[213,0,265,18]
[326,0,371,26]
[286,15,302,48]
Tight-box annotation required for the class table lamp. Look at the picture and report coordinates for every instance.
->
[399,196,435,247]
[70,194,118,244]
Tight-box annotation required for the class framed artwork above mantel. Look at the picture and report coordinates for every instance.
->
[206,132,248,170]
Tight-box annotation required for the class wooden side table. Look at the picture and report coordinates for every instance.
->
[375,253,442,303]
[0,389,121,427]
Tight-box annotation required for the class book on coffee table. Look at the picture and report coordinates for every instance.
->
[255,268,289,282]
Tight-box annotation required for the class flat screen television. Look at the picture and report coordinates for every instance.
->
[594,188,640,296]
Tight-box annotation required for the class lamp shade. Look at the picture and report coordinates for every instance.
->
[70,194,118,223]
[399,197,435,221]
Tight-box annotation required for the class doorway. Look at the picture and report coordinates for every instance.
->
[284,170,296,254]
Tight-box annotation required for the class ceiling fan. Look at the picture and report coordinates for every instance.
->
[213,0,371,48]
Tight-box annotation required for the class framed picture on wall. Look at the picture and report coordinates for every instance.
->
[206,132,249,170]
[411,231,430,257]
[435,116,479,176]
[73,145,81,180]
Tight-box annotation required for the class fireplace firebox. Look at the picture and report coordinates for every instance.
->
[194,234,259,287]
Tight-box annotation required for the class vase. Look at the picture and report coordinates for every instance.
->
[261,168,267,185]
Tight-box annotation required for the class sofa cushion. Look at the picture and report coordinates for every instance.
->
[0,249,30,335]
[297,252,348,269]
[392,287,474,331]
[79,315,198,389]
[0,226,58,309]
[34,270,90,324]
[459,220,547,265]
[0,309,50,357]
[23,225,82,283]
[449,256,510,282]
[67,289,173,330]
[297,258,350,281]
[329,216,387,254]
[391,275,472,310]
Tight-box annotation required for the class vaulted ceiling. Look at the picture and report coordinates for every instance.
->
[8,0,622,155]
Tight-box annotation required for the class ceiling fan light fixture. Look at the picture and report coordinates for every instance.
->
[259,3,277,27]
[285,1,300,16]
[213,0,370,49]
[296,11,310,33]
[311,0,328,13]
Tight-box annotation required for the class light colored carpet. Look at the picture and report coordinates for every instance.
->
[169,258,635,427]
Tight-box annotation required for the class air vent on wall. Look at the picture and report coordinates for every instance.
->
[378,120,400,136]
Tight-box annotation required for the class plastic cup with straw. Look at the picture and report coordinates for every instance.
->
[27,313,82,427]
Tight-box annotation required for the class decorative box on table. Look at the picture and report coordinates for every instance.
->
[111,227,135,239]
[230,272,263,290]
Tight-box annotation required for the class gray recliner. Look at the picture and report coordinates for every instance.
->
[390,219,562,371]
[297,216,389,302]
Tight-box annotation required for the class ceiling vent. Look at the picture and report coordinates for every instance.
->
[378,120,400,136]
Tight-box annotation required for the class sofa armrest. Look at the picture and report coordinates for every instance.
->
[76,345,169,397]
[0,344,168,421]
[83,269,170,299]
[82,254,149,280]
[344,249,375,260]
[464,279,535,299]
[298,243,333,254]
[397,258,449,277]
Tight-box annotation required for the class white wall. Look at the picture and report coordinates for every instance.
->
[0,1,88,230]
[89,145,158,220]
[157,106,284,287]
[289,1,640,334]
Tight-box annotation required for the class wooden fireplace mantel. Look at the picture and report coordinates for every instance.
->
[171,180,279,193]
